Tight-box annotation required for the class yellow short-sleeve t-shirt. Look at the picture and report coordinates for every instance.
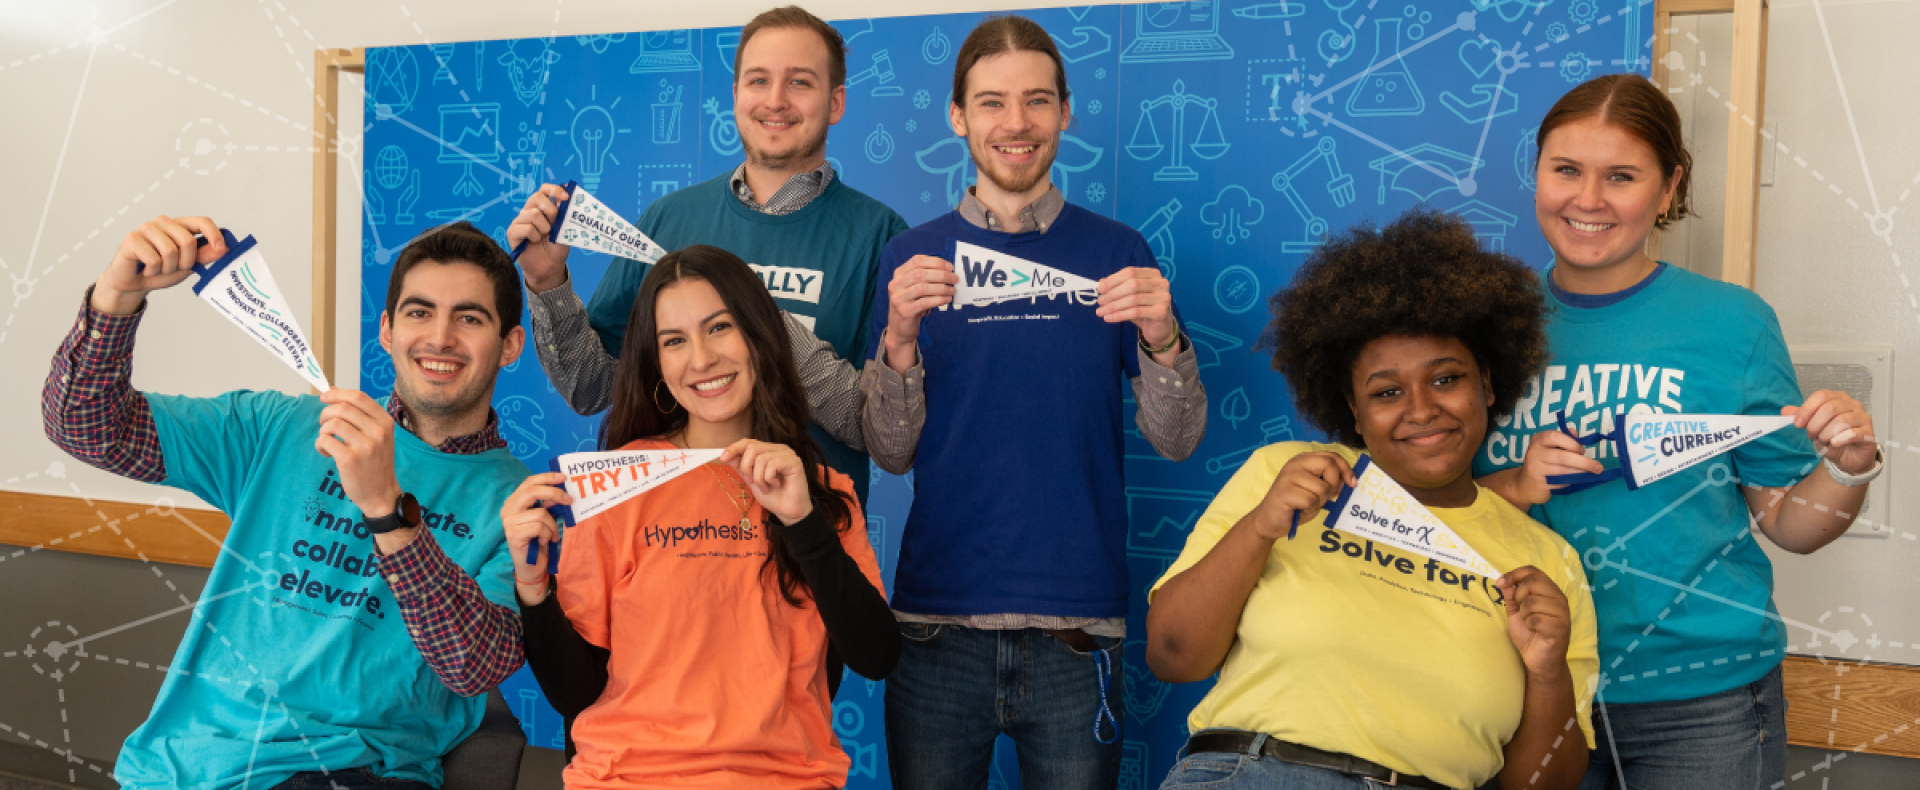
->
[1149,442,1598,789]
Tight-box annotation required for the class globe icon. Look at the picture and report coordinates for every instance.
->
[367,47,421,116]
[374,146,409,190]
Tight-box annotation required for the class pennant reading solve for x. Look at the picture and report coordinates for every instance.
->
[949,240,1099,309]
[1319,456,1503,578]
[1546,411,1795,493]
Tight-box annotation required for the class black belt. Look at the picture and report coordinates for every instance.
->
[1185,731,1454,790]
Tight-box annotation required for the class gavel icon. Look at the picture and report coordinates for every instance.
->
[848,49,904,97]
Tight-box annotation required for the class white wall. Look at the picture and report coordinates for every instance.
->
[0,0,1089,512]
[1744,0,1920,664]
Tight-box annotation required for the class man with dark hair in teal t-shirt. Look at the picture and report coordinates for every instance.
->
[509,5,906,503]
[44,216,532,789]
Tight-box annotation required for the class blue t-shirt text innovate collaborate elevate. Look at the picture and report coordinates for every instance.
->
[871,205,1154,618]
[116,392,527,789]
[1473,264,1818,704]
[585,173,908,502]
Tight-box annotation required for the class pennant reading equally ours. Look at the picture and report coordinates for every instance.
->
[191,229,331,391]
[948,239,1099,309]
[1319,456,1504,578]
[528,448,726,570]
[1546,411,1796,493]
[511,181,667,264]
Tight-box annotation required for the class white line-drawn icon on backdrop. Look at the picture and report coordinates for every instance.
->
[1272,137,1356,253]
[438,103,501,197]
[1127,79,1229,182]
[1135,198,1184,281]
[1514,124,1539,191]
[1201,185,1265,245]
[1207,415,1297,474]
[922,26,953,64]
[716,31,741,73]
[1451,199,1518,251]
[865,123,895,163]
[499,39,559,108]
[1213,264,1261,314]
[368,145,421,225]
[704,97,742,155]
[504,124,546,203]
[368,47,421,116]
[1369,142,1482,203]
[430,43,457,85]
[560,87,629,192]
[1122,0,1235,63]
[1346,17,1426,117]
[848,50,905,97]
[651,80,685,145]
[576,33,627,55]
[631,30,701,73]
[1051,26,1114,63]
[1220,388,1252,430]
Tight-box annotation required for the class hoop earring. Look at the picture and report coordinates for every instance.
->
[653,380,680,414]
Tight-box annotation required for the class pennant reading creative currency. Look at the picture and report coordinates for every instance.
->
[1319,455,1503,577]
[1546,411,1797,492]
[511,181,667,264]
[191,230,331,391]
[948,239,1099,309]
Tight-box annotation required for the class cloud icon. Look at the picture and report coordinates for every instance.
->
[1200,185,1265,244]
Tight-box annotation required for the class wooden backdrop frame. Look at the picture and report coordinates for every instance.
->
[1651,0,1769,287]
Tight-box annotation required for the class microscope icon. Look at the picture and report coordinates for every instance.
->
[1135,198,1184,281]
[848,50,904,97]
[1271,137,1355,253]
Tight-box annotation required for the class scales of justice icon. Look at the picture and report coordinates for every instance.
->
[1126,80,1230,182]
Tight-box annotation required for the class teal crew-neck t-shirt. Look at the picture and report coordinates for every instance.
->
[585,173,907,502]
[114,391,527,789]
[1474,264,1818,704]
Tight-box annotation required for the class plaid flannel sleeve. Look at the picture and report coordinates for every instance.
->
[379,528,525,696]
[42,290,166,483]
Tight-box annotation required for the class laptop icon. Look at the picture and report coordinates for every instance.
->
[631,29,701,73]
[1121,0,1236,63]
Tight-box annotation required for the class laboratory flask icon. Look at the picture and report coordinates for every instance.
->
[1345,18,1425,117]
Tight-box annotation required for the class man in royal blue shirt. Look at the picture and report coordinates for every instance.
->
[860,16,1207,789]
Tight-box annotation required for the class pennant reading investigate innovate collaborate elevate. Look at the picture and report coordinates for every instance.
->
[191,229,331,392]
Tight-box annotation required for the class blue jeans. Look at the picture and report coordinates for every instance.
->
[1158,733,1396,790]
[1580,663,1787,790]
[885,623,1125,790]
[269,767,433,790]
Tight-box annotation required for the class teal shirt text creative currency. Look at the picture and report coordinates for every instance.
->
[114,391,526,789]
[1474,265,1817,704]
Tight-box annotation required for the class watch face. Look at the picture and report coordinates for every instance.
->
[399,492,421,524]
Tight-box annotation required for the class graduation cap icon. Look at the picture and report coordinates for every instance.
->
[1368,143,1486,204]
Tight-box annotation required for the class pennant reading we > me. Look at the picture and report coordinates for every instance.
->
[191,229,331,392]
[949,240,1099,309]
[1321,456,1503,578]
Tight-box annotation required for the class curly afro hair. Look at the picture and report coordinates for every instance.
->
[1261,207,1549,447]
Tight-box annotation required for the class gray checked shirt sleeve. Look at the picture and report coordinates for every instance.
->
[1131,340,1207,461]
[784,312,865,453]
[527,279,617,416]
[859,346,925,475]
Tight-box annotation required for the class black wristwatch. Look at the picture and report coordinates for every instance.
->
[362,491,421,535]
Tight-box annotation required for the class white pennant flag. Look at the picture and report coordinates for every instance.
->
[1616,413,1795,488]
[549,448,725,525]
[515,181,667,263]
[949,240,1099,309]
[1548,411,1798,491]
[1320,456,1503,578]
[191,231,331,392]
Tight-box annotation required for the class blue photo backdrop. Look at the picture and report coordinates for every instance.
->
[360,2,1651,785]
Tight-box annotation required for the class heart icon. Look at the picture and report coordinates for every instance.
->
[1458,38,1501,79]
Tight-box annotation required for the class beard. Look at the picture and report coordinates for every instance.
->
[970,136,1056,196]
[392,353,498,424]
[743,120,829,173]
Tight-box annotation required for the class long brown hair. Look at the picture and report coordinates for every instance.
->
[1536,73,1693,229]
[602,244,854,605]
[951,15,1070,107]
